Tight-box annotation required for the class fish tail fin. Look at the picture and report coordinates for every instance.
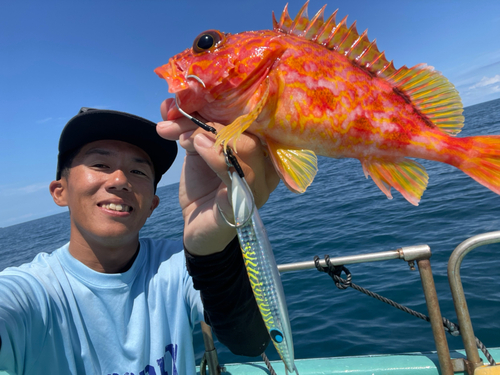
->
[455,135,500,195]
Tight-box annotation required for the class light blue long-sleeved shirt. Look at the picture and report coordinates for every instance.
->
[0,238,203,375]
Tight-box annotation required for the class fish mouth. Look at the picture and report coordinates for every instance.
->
[154,59,189,94]
[156,57,207,120]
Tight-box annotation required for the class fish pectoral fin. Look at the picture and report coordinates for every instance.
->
[215,79,270,153]
[361,158,429,206]
[267,139,318,194]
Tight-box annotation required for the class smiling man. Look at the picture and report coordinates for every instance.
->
[0,107,277,374]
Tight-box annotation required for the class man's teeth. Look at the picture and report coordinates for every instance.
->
[102,203,131,212]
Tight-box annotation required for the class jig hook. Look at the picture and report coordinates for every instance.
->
[174,75,217,134]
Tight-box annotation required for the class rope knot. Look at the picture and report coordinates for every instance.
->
[314,255,352,289]
[443,318,461,337]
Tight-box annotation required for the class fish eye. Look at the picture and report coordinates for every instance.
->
[192,30,224,53]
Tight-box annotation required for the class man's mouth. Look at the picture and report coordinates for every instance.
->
[101,203,132,212]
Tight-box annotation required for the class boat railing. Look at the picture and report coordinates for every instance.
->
[199,233,500,375]
[448,231,500,374]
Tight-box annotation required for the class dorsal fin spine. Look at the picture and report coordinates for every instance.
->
[377,61,396,80]
[272,2,464,135]
[357,39,380,67]
[272,11,279,30]
[338,21,359,55]
[315,11,337,44]
[366,51,387,71]
[325,15,348,50]
[279,4,293,32]
[349,30,370,61]
[293,0,309,36]
[289,1,309,35]
[304,5,326,40]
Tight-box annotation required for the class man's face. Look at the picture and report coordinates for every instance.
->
[54,140,160,247]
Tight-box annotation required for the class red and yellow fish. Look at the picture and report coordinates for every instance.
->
[155,2,500,205]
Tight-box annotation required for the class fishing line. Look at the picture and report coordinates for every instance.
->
[174,75,245,178]
[174,95,218,134]
[175,75,254,227]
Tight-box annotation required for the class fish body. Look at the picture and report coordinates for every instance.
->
[156,2,500,205]
[230,171,297,374]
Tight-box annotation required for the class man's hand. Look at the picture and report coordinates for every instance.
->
[157,98,280,256]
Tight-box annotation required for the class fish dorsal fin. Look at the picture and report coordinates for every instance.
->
[272,2,464,136]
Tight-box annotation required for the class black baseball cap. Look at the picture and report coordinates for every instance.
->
[56,107,177,189]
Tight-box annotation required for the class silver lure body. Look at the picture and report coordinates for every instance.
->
[230,171,297,374]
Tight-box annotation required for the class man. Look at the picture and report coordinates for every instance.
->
[0,105,279,374]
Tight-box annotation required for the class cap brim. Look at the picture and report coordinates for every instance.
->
[57,108,177,186]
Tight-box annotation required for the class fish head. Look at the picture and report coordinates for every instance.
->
[155,29,285,121]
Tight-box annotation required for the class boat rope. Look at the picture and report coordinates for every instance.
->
[261,352,278,375]
[314,255,497,366]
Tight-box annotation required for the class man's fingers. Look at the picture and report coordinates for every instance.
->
[157,116,199,141]
[161,111,280,210]
[160,98,176,120]
[192,133,233,188]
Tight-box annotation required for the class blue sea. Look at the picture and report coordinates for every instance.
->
[1,98,500,366]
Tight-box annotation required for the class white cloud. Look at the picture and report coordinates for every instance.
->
[36,117,53,124]
[36,116,69,125]
[0,182,49,196]
[469,75,500,89]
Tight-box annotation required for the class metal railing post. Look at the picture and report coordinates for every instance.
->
[448,231,500,373]
[417,258,454,375]
[278,245,455,375]
[200,321,222,375]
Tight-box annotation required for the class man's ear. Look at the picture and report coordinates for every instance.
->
[49,179,68,207]
[149,195,160,217]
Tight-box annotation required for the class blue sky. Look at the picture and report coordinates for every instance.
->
[1,0,499,228]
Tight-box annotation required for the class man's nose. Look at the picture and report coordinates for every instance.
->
[105,169,131,191]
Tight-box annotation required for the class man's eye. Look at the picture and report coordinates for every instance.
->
[93,164,108,168]
[132,170,147,176]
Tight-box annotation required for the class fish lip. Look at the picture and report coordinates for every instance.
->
[154,60,189,94]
